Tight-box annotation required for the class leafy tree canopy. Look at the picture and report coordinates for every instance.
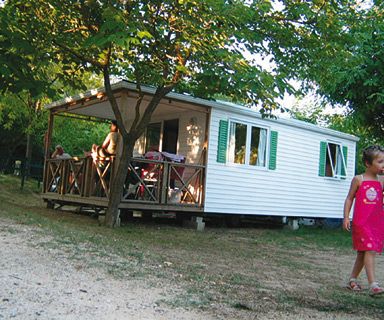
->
[0,1,105,171]
[306,1,384,136]
[0,5,86,98]
[3,0,357,112]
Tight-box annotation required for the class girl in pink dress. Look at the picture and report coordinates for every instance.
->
[343,145,384,296]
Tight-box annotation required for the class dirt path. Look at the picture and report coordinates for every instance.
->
[0,218,216,320]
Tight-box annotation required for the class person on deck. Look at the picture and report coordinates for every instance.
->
[91,120,119,159]
[51,145,71,159]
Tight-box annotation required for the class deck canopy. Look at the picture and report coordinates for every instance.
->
[45,80,210,121]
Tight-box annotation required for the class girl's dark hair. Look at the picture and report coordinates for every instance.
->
[362,145,384,166]
[110,120,118,132]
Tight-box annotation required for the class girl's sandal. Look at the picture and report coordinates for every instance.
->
[369,282,384,296]
[347,278,362,292]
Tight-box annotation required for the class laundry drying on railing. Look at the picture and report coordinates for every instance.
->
[160,151,185,163]
[143,151,186,163]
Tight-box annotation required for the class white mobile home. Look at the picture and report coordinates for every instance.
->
[42,81,358,220]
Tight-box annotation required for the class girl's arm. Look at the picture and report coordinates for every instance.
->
[343,176,360,231]
[51,149,58,159]
[102,133,111,149]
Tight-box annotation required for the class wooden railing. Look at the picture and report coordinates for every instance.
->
[121,158,205,206]
[44,157,205,207]
[44,157,114,198]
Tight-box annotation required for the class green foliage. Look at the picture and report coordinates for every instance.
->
[0,2,104,170]
[52,117,109,156]
[0,5,48,97]
[306,2,384,136]
[0,2,88,98]
[4,0,358,111]
[0,84,104,163]
[0,92,48,160]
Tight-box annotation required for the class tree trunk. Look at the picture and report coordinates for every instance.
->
[101,65,175,227]
[104,139,134,227]
[24,133,33,178]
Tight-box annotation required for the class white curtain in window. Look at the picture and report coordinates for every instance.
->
[256,129,267,166]
[336,146,343,176]
[228,122,236,163]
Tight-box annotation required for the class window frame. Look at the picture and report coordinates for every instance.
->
[227,119,269,168]
[324,141,347,179]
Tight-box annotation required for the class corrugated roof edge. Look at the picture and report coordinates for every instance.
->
[45,80,359,142]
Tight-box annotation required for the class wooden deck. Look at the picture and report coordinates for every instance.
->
[42,157,205,212]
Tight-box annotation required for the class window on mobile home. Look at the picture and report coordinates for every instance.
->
[325,142,346,178]
[228,121,267,166]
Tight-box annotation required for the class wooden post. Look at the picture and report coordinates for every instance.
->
[79,158,87,197]
[43,112,54,193]
[161,161,169,204]
[83,157,93,197]
[201,108,210,207]
[60,160,67,195]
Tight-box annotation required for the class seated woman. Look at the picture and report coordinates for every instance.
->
[91,120,119,159]
[51,145,71,159]
[49,145,71,192]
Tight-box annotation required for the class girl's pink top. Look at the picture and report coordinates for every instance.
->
[352,177,384,253]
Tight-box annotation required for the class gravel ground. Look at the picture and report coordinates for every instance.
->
[0,218,216,320]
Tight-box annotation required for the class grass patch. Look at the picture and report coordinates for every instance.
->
[261,227,351,252]
[158,287,214,309]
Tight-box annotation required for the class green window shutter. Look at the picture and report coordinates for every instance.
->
[217,120,228,163]
[268,131,278,170]
[341,146,348,178]
[318,141,327,176]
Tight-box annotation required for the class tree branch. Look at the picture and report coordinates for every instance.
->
[103,65,128,138]
[135,85,174,136]
[129,68,144,135]
[52,39,105,69]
